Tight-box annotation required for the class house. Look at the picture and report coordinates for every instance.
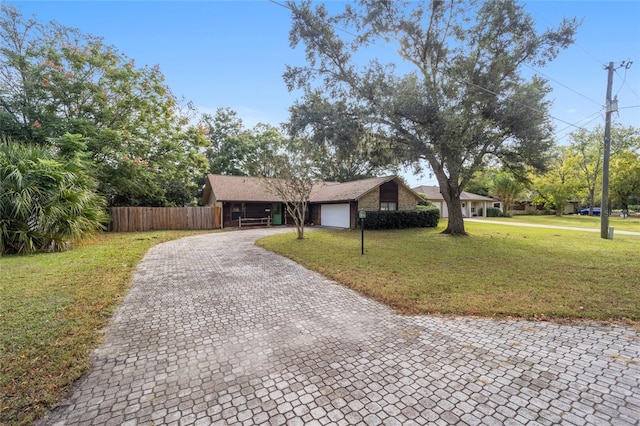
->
[202,174,422,229]
[412,185,501,218]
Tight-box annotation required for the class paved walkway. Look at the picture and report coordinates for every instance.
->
[465,218,640,236]
[39,229,640,425]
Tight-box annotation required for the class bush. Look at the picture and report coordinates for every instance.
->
[359,209,439,230]
[0,136,108,254]
[486,207,502,217]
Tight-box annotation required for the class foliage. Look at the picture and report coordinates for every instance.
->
[202,108,288,178]
[416,192,433,207]
[465,168,498,197]
[0,230,211,425]
[0,135,107,254]
[263,140,316,239]
[0,4,208,206]
[491,172,524,215]
[359,209,439,230]
[610,150,640,210]
[284,0,577,235]
[287,90,399,182]
[258,222,640,321]
[530,146,583,216]
[486,207,504,217]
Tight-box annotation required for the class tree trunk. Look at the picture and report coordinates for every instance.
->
[439,183,467,236]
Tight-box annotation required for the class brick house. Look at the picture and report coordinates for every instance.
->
[202,174,421,229]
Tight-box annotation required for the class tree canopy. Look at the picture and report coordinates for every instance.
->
[284,0,578,234]
[0,3,208,207]
[287,91,400,182]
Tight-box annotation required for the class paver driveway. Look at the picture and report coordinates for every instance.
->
[40,229,640,425]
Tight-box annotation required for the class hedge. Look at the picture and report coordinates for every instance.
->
[486,207,502,217]
[358,208,439,230]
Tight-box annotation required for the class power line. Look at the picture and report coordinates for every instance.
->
[523,62,602,107]
[614,66,640,101]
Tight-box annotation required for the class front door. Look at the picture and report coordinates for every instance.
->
[272,203,282,225]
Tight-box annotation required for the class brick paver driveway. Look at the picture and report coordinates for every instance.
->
[40,229,640,425]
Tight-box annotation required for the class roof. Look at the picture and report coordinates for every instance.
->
[310,176,401,202]
[203,175,284,204]
[412,185,496,202]
[204,174,421,204]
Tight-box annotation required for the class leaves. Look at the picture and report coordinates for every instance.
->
[284,0,578,234]
[0,135,108,254]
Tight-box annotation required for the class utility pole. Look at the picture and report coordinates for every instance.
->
[600,62,614,239]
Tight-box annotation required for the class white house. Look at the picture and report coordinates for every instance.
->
[413,185,501,218]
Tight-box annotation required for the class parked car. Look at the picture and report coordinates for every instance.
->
[579,207,601,216]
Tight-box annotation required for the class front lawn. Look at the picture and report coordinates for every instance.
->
[257,222,639,322]
[0,230,212,426]
[482,214,640,233]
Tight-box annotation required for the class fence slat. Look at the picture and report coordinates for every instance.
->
[109,207,220,232]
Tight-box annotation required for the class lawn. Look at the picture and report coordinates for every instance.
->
[481,214,640,233]
[257,221,639,322]
[0,230,212,426]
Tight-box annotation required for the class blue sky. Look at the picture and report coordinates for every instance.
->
[10,0,640,186]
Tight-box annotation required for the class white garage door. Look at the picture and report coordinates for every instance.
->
[321,203,351,228]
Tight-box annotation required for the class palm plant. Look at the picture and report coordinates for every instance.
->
[0,135,108,254]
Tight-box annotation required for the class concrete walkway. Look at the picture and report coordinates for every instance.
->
[465,218,640,236]
[39,229,640,425]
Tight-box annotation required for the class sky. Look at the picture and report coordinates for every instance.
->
[8,0,640,187]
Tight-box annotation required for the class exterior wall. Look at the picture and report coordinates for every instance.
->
[358,190,380,210]
[398,186,418,210]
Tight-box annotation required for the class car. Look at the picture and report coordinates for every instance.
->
[579,207,601,216]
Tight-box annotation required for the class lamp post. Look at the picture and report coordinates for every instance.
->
[359,209,366,255]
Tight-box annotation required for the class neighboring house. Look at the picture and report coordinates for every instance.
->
[202,174,421,229]
[412,185,501,218]
[508,199,580,215]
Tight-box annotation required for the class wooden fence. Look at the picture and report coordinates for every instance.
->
[109,206,221,232]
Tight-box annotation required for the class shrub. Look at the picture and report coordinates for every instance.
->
[486,207,503,217]
[0,135,108,254]
[359,209,439,230]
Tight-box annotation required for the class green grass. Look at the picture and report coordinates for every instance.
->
[257,221,639,322]
[0,230,212,426]
[481,214,640,232]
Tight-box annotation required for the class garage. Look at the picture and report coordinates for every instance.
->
[320,203,351,228]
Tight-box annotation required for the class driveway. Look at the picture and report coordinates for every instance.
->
[40,228,640,425]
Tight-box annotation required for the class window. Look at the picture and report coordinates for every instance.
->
[494,203,501,209]
[380,202,397,211]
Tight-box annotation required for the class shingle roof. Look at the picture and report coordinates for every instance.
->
[412,185,496,202]
[310,176,397,202]
[204,175,284,203]
[204,174,420,204]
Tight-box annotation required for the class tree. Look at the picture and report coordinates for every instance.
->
[245,123,288,178]
[491,172,524,216]
[263,141,315,239]
[287,91,399,182]
[566,124,639,215]
[202,109,290,178]
[610,150,640,211]
[0,4,208,206]
[530,146,582,216]
[202,107,251,176]
[0,134,107,254]
[284,0,577,235]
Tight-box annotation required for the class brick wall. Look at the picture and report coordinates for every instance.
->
[398,186,418,210]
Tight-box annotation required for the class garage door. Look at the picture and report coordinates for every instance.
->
[321,203,351,228]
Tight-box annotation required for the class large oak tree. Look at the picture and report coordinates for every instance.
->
[284,0,578,234]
